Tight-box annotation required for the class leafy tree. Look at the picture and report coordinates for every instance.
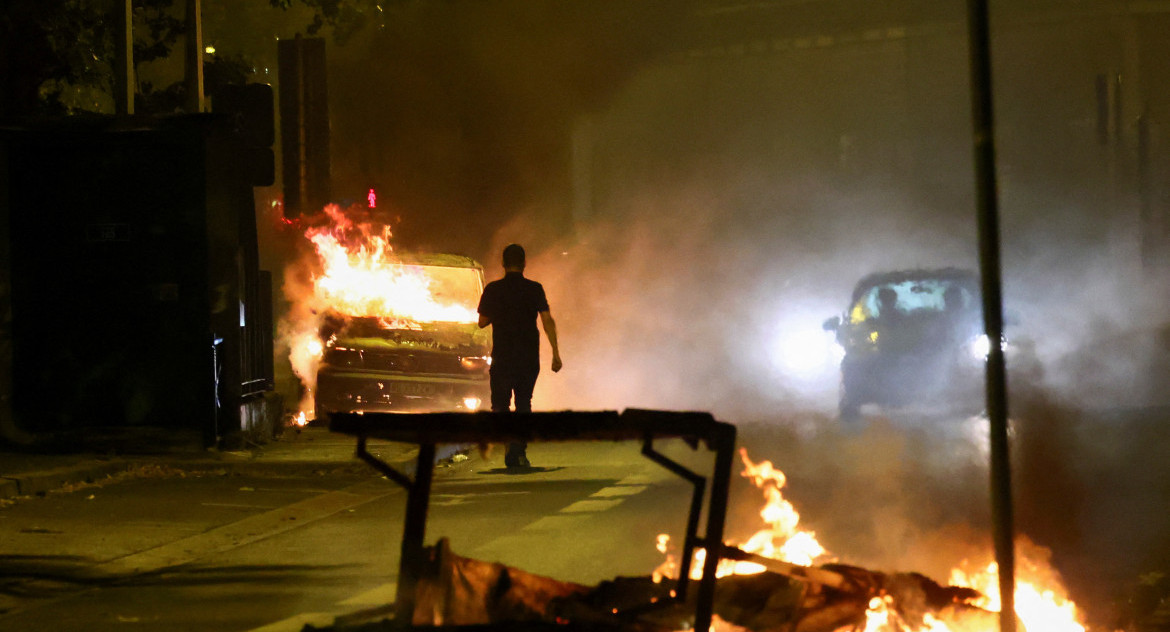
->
[0,0,113,116]
[138,52,256,114]
[268,0,386,45]
[0,0,259,117]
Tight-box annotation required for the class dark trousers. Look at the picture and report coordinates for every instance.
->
[490,365,539,464]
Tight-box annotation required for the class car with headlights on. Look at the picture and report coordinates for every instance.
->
[313,254,491,421]
[823,268,989,420]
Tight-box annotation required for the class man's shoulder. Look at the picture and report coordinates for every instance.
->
[494,274,544,290]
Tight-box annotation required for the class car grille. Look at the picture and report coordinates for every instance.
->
[324,348,471,376]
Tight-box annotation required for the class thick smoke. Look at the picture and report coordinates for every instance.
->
[297,3,1170,623]
[497,180,975,421]
[472,45,1170,627]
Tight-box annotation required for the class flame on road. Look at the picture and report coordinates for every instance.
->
[737,447,827,568]
[655,449,1089,632]
[948,560,1086,632]
[654,448,829,582]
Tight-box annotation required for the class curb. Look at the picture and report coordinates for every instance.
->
[0,446,456,501]
[0,459,134,498]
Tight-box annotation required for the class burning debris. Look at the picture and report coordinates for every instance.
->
[316,537,1001,632]
[644,449,1088,632]
[656,448,830,580]
[311,443,1088,632]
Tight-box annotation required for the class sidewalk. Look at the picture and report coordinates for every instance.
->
[0,425,447,501]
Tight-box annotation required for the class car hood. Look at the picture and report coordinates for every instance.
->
[333,321,490,355]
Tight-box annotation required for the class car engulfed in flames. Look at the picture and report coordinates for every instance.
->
[312,254,492,421]
[278,204,493,423]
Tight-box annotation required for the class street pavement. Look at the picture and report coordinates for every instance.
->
[0,425,429,501]
[0,427,689,631]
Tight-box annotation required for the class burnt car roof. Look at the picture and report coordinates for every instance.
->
[392,252,483,269]
[849,268,978,304]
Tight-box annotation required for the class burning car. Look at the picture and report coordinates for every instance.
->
[822,268,987,420]
[312,253,491,420]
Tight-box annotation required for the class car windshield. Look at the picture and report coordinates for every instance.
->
[404,264,484,312]
[848,278,976,324]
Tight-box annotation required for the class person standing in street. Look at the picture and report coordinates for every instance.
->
[477,243,563,468]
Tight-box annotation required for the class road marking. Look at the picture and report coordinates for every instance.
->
[520,514,590,532]
[590,485,648,497]
[242,584,401,632]
[613,474,655,485]
[95,482,401,577]
[431,490,531,506]
[559,499,624,513]
[200,502,280,509]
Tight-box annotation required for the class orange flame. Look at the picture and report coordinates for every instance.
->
[304,205,477,324]
[947,559,1086,632]
[278,204,480,414]
[654,448,828,581]
[734,447,827,568]
[654,450,1089,632]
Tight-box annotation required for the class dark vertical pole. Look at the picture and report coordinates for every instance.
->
[185,0,204,113]
[694,426,735,632]
[112,0,134,116]
[675,476,705,601]
[641,438,706,602]
[965,1,1016,631]
[301,37,332,212]
[277,38,304,216]
[395,442,435,623]
[1138,114,1154,271]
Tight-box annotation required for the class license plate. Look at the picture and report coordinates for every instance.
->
[384,381,438,396]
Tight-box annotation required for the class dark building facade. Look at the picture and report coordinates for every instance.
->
[0,114,278,448]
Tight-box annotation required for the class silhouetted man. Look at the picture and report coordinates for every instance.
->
[477,244,562,468]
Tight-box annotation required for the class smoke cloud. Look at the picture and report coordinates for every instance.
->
[270,4,1170,623]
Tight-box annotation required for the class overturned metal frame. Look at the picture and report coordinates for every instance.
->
[330,408,738,630]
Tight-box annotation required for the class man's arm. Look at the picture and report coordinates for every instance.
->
[539,310,562,372]
[477,285,492,329]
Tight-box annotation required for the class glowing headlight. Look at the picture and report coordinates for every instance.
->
[969,334,992,360]
[459,356,490,372]
[774,330,842,378]
[967,334,1010,360]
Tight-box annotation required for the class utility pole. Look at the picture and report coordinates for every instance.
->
[112,0,134,116]
[185,0,205,113]
[965,1,1016,631]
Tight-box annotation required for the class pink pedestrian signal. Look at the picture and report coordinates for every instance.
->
[367,188,377,209]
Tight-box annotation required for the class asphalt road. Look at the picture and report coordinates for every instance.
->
[1,404,1167,631]
[0,439,697,631]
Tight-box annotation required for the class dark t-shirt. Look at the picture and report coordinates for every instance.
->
[477,271,549,371]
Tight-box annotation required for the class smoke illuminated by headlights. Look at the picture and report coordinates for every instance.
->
[771,322,843,381]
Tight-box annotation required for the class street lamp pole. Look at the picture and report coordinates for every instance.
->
[965,1,1016,631]
[185,0,204,113]
[112,0,134,116]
